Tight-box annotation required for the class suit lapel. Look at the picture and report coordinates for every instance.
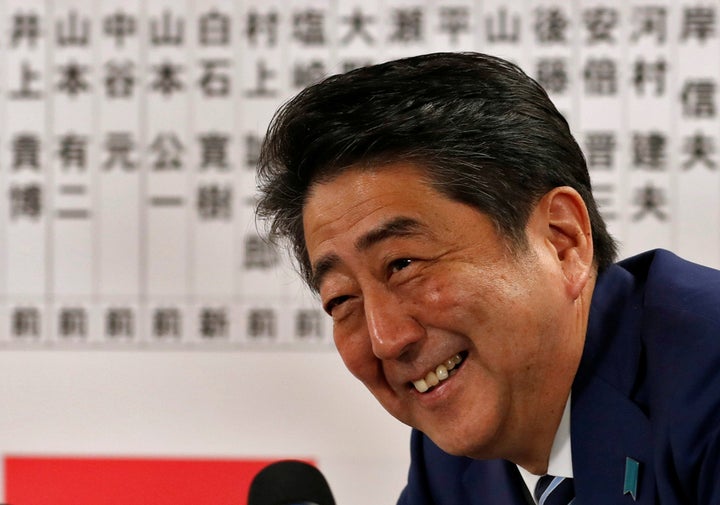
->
[572,376,656,504]
[569,261,656,504]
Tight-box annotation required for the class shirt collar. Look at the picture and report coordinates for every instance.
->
[516,394,574,501]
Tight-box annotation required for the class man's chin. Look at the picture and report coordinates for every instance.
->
[423,422,504,460]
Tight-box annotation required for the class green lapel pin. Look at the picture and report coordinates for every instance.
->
[623,457,640,501]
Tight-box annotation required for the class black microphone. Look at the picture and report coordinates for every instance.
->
[248,460,336,505]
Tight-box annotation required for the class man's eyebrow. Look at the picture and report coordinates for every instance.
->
[310,217,428,291]
[311,253,341,292]
[355,216,428,252]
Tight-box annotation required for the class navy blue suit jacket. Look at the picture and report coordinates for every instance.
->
[397,250,720,504]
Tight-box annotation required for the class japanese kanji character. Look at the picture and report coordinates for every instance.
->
[12,307,40,337]
[534,7,568,44]
[439,6,470,45]
[199,9,230,46]
[631,6,667,43]
[199,133,230,170]
[340,8,375,45]
[153,308,182,338]
[293,9,326,45]
[245,60,277,98]
[56,183,89,221]
[150,10,184,45]
[681,80,716,118]
[58,133,88,169]
[10,61,42,100]
[584,58,617,95]
[197,184,232,220]
[633,58,667,96]
[247,309,276,338]
[592,182,617,221]
[389,8,423,43]
[486,7,521,43]
[244,234,279,270]
[683,132,716,170]
[106,308,133,338]
[199,59,231,97]
[59,308,86,337]
[535,58,568,95]
[632,132,667,170]
[150,132,184,170]
[10,184,42,219]
[104,10,136,48]
[104,132,136,170]
[105,60,135,98]
[11,12,41,47]
[246,10,279,46]
[200,308,228,338]
[583,7,618,44]
[681,6,715,42]
[585,132,616,169]
[151,61,184,96]
[632,182,667,221]
[295,309,324,339]
[13,133,41,170]
[56,10,90,46]
[57,61,91,96]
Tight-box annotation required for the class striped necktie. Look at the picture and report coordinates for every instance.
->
[534,475,575,505]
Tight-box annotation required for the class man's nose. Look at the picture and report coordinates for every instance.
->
[364,290,424,361]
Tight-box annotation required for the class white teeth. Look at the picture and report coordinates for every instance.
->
[413,379,429,393]
[436,364,448,380]
[412,353,464,393]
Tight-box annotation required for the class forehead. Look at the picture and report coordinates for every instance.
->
[303,164,443,241]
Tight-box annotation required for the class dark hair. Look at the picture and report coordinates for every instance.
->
[257,52,617,288]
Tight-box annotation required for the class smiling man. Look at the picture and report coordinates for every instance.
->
[256,53,720,504]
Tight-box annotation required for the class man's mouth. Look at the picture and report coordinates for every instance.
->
[411,352,466,393]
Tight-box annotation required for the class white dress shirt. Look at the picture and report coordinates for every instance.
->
[516,395,574,504]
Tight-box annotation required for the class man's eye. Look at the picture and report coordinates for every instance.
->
[389,258,413,274]
[324,295,350,315]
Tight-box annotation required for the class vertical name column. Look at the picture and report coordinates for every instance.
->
[144,0,191,344]
[98,0,142,344]
[624,1,673,256]
[279,0,334,348]
[190,1,237,346]
[238,0,290,349]
[576,0,625,252]
[51,0,96,344]
[675,2,720,267]
[3,1,48,345]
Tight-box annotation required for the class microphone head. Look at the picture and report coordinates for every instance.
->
[247,460,336,505]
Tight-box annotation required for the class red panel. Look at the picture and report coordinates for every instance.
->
[4,456,313,505]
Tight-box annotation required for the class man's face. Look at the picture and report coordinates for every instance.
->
[302,163,587,461]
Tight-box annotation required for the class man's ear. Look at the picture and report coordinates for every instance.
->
[531,187,595,299]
